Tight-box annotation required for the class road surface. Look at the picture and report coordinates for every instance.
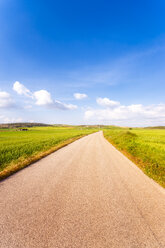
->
[0,131,165,248]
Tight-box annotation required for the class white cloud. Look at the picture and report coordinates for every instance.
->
[96,97,120,108]
[13,82,77,111]
[33,90,53,106]
[74,93,87,100]
[0,91,14,108]
[33,90,77,110]
[84,98,165,126]
[13,81,32,98]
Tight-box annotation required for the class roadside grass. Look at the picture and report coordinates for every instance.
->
[104,127,165,188]
[0,126,97,180]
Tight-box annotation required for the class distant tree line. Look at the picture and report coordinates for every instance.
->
[0,123,51,129]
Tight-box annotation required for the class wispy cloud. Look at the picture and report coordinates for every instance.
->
[60,43,165,89]
[74,93,88,100]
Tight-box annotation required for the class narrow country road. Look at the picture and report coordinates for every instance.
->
[0,131,165,248]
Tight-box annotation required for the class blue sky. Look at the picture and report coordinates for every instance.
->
[0,0,165,126]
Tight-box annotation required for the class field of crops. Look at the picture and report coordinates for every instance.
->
[0,126,97,179]
[104,127,165,187]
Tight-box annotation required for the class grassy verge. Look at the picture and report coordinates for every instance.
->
[103,128,165,188]
[0,126,97,180]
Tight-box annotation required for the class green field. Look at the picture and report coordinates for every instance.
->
[104,127,165,187]
[1,125,165,186]
[0,126,97,180]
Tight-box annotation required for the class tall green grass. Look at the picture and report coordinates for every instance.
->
[0,126,97,179]
[104,128,165,187]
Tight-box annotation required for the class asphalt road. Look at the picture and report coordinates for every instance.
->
[0,131,165,248]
